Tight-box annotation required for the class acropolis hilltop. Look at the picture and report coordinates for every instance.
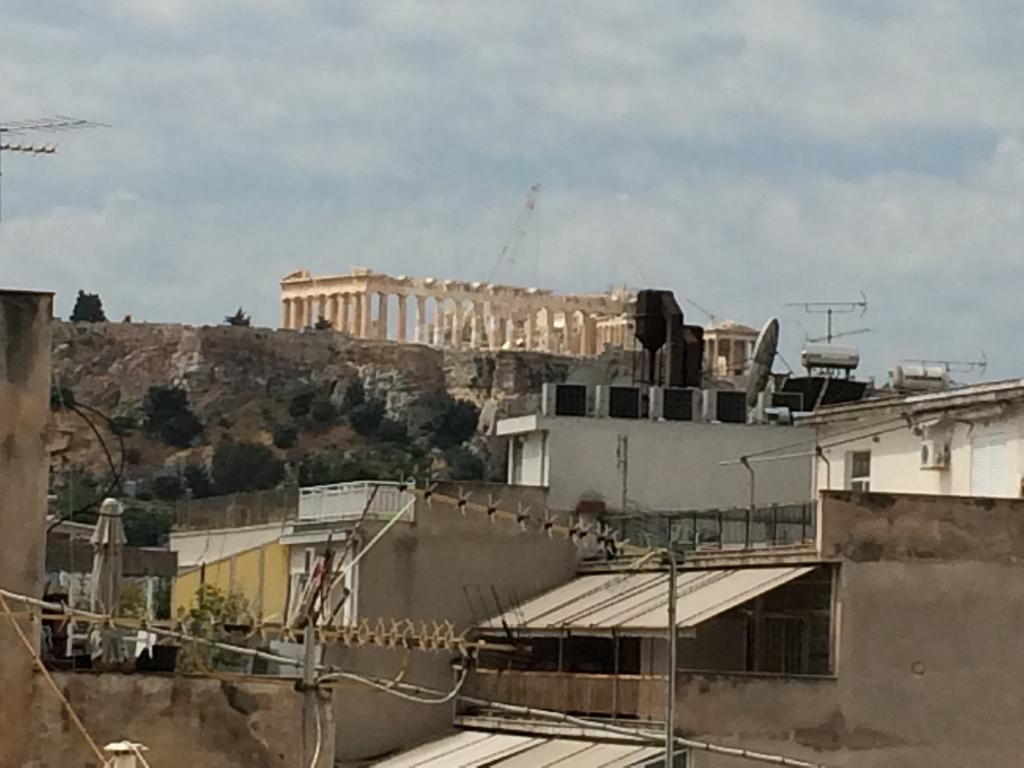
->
[280,267,634,355]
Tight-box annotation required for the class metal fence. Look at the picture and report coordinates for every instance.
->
[174,488,297,531]
[297,481,412,523]
[607,502,816,552]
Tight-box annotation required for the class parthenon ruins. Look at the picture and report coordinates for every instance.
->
[280,268,633,355]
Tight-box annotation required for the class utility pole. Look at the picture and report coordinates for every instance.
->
[665,548,678,767]
[301,617,319,768]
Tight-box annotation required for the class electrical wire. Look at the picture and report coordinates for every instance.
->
[307,695,322,768]
[318,664,470,705]
[3,588,828,768]
[0,592,108,765]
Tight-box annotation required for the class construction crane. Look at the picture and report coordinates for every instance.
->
[0,116,106,220]
[487,183,541,283]
[682,297,718,326]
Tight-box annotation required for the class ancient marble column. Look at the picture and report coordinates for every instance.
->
[361,292,372,337]
[452,300,464,349]
[328,294,340,330]
[397,294,408,342]
[503,308,515,348]
[580,311,592,356]
[340,294,352,333]
[415,296,426,343]
[281,298,291,329]
[470,301,482,348]
[352,293,364,337]
[545,307,556,352]
[377,292,390,339]
[524,307,536,350]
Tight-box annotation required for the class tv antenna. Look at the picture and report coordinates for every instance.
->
[787,290,868,343]
[0,116,107,220]
[488,183,541,283]
[901,353,988,379]
[806,327,873,344]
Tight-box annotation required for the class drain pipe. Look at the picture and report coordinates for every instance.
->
[815,446,831,490]
[740,456,755,548]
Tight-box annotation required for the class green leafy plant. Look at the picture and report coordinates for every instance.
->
[184,462,214,498]
[272,424,298,449]
[143,386,203,448]
[176,584,252,671]
[212,441,284,495]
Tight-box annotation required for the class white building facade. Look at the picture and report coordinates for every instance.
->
[496,384,813,515]
[802,378,1024,499]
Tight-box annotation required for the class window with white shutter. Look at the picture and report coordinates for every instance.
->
[971,433,1007,497]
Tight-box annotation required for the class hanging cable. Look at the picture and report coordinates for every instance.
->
[0,593,108,765]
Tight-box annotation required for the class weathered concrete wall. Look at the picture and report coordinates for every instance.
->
[0,291,52,768]
[330,491,579,763]
[28,672,322,768]
[673,491,1024,768]
[820,489,1024,563]
[514,415,812,513]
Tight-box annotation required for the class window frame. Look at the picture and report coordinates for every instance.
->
[847,450,871,492]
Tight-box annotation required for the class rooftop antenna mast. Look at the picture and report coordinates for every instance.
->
[901,353,988,380]
[0,116,107,221]
[786,290,868,343]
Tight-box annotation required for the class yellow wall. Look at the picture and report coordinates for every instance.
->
[172,541,290,622]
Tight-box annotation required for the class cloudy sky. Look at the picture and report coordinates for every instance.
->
[2,2,1022,379]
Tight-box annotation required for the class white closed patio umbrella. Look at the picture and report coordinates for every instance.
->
[89,497,127,662]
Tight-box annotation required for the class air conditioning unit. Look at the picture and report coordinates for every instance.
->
[544,383,590,417]
[920,438,950,470]
[718,391,747,424]
[701,390,746,423]
[609,386,642,419]
[650,387,697,421]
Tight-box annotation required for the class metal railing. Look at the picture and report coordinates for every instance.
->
[607,502,816,552]
[297,481,412,523]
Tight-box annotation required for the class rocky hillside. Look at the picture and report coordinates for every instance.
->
[48,321,632,491]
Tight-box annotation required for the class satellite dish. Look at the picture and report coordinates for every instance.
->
[746,318,780,408]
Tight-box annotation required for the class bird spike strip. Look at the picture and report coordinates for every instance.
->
[415,487,646,558]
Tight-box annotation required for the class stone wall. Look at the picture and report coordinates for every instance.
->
[28,672,324,768]
[0,291,52,768]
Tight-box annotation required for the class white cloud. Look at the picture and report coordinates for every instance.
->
[1,0,1023,380]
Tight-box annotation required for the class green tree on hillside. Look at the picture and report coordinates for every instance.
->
[211,441,284,495]
[70,290,107,322]
[225,307,251,327]
[143,386,203,448]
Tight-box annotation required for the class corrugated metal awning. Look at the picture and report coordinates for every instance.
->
[480,565,816,636]
[373,731,662,767]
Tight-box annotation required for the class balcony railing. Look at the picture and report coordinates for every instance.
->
[462,669,664,721]
[607,502,815,552]
[297,481,412,524]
